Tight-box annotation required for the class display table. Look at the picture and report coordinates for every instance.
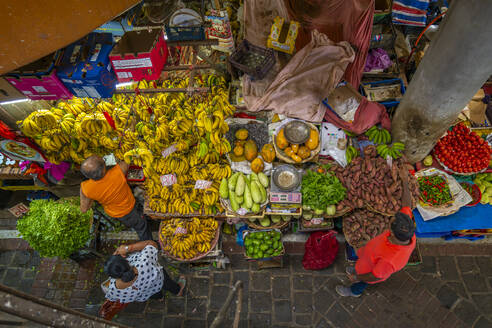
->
[414,204,492,237]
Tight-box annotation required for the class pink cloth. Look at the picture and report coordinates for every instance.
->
[44,161,70,181]
[247,30,355,122]
[324,97,391,134]
[285,0,375,88]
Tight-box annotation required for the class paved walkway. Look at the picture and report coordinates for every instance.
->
[0,240,490,328]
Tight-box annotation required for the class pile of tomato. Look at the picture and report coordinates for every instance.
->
[434,123,491,173]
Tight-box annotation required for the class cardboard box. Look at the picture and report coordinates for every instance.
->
[5,53,72,100]
[0,78,26,102]
[110,30,168,82]
[57,33,116,98]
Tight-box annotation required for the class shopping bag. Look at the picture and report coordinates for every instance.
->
[98,299,128,321]
[302,230,339,270]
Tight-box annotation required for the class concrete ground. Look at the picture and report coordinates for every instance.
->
[0,236,490,328]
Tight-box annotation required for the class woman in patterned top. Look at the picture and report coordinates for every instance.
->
[104,240,186,303]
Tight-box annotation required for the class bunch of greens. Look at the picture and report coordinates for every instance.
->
[301,170,346,212]
[17,198,92,258]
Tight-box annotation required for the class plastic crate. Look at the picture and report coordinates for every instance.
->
[165,25,205,41]
[370,14,396,49]
[229,40,276,80]
[360,78,406,108]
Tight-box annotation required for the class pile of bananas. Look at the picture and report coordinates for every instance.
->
[18,99,120,164]
[132,76,235,215]
[376,142,405,159]
[159,217,219,260]
[365,126,392,144]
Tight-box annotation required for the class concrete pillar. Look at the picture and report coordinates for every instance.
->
[392,0,492,163]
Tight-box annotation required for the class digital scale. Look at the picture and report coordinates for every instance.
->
[267,164,302,216]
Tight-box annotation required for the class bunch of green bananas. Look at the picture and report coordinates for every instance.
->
[365,126,391,144]
[346,145,360,164]
[377,143,405,159]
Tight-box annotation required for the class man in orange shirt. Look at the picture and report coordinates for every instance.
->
[79,156,152,241]
[336,166,416,297]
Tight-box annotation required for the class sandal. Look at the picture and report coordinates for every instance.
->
[177,275,186,297]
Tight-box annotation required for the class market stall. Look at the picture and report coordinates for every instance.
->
[1,0,490,273]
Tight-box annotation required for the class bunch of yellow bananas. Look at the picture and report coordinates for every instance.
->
[18,97,123,164]
[159,217,218,260]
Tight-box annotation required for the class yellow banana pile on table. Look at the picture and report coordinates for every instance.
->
[159,217,219,260]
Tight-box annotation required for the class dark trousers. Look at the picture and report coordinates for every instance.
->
[114,204,153,241]
[150,269,181,299]
[351,281,368,295]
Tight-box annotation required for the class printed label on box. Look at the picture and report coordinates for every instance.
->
[22,91,33,95]
[112,57,153,69]
[70,45,82,64]
[32,86,48,93]
[160,174,177,186]
[90,44,102,62]
[73,88,89,98]
[311,218,323,225]
[117,72,129,79]
[61,78,73,83]
[195,180,213,189]
[82,86,101,98]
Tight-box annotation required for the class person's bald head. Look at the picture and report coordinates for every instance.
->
[81,155,106,181]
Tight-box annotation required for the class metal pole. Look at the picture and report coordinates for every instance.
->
[392,0,492,163]
[0,284,130,328]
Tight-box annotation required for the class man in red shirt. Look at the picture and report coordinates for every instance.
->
[336,166,416,297]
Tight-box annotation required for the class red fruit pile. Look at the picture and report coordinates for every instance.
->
[435,123,491,173]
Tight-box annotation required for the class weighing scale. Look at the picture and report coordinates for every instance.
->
[267,164,302,216]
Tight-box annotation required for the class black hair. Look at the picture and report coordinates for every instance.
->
[391,212,416,242]
[104,255,135,282]
[80,156,106,181]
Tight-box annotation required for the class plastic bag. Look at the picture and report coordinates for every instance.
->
[98,299,128,321]
[302,230,339,270]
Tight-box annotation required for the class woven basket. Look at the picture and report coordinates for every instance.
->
[365,202,396,217]
[324,207,353,218]
[245,218,290,230]
[158,220,221,262]
[273,122,320,164]
[220,190,269,217]
[342,221,367,250]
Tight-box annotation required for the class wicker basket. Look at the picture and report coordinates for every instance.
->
[158,220,221,262]
[245,218,290,231]
[273,122,321,164]
[365,202,396,216]
[324,207,353,218]
[220,190,269,217]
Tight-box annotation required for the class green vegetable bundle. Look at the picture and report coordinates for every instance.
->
[301,169,346,213]
[17,198,93,258]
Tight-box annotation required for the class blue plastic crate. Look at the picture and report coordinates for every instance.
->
[57,33,116,98]
[27,190,59,201]
[360,78,406,108]
[165,25,205,42]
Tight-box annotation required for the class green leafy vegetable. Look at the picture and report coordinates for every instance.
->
[17,198,92,258]
[301,170,346,211]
